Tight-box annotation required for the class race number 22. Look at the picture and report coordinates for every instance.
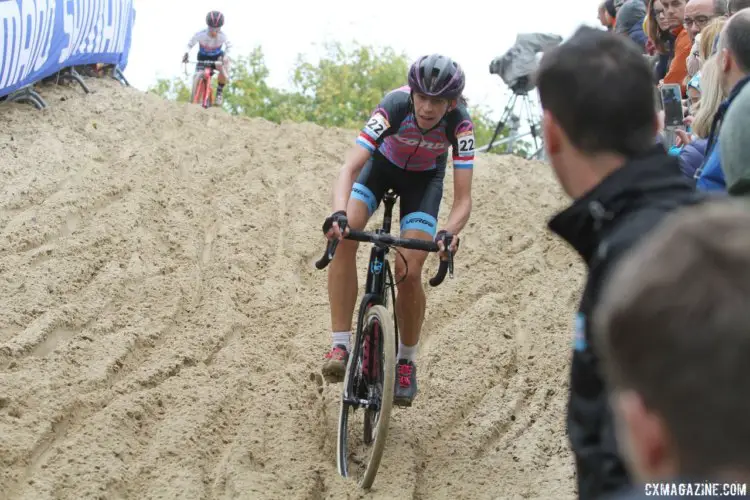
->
[365,113,389,138]
[458,136,474,153]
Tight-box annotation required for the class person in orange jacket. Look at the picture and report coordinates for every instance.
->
[661,0,691,96]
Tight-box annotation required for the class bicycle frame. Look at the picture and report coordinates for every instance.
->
[344,190,400,409]
[363,189,397,307]
[193,66,215,108]
[316,190,455,486]
[188,59,223,108]
[315,187,454,408]
[200,68,214,107]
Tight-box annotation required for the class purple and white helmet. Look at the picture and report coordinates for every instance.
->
[408,54,465,100]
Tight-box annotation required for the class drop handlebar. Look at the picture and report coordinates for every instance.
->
[315,228,455,287]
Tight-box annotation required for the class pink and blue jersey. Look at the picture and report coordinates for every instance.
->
[355,86,476,171]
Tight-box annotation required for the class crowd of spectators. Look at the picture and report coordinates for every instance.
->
[536,3,750,498]
[596,0,750,193]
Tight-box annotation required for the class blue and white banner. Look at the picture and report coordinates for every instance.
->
[0,0,136,97]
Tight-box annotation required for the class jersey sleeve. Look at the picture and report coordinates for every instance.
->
[186,30,203,51]
[355,89,408,154]
[221,33,232,55]
[449,109,476,170]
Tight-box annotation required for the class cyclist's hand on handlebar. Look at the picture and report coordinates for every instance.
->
[322,210,349,241]
[435,230,459,259]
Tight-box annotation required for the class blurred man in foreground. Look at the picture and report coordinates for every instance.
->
[593,200,750,499]
[536,25,703,499]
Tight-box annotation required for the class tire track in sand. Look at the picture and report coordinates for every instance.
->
[1,79,581,499]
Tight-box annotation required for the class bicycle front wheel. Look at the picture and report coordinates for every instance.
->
[192,77,205,105]
[336,304,396,489]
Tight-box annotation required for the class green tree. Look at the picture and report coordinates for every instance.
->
[149,74,191,102]
[148,42,533,155]
[221,47,312,123]
[290,41,409,128]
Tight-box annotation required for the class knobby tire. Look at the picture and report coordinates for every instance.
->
[194,76,210,108]
[204,80,212,108]
[193,78,204,106]
[337,304,395,490]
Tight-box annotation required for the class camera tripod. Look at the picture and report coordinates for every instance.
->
[483,79,544,160]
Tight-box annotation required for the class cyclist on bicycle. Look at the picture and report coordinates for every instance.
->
[182,11,232,106]
[320,53,475,407]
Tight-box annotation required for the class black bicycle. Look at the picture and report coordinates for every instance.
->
[315,188,456,489]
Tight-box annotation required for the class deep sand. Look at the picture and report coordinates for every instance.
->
[0,79,584,499]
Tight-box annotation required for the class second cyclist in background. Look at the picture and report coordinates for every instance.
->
[182,10,232,106]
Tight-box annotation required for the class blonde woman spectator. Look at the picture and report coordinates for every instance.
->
[686,32,704,78]
[690,55,727,138]
[681,17,723,89]
[699,16,727,60]
[673,55,725,178]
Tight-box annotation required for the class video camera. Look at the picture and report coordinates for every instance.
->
[489,33,563,94]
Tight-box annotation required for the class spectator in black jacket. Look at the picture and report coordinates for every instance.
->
[535,25,704,500]
[592,200,750,499]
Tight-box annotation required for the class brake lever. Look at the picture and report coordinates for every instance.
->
[441,233,455,279]
[327,239,339,260]
[329,218,348,258]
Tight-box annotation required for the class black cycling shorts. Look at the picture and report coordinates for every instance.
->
[195,50,224,72]
[350,150,445,237]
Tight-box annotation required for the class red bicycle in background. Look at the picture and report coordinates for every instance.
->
[184,59,223,108]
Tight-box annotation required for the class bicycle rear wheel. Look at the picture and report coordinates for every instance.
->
[337,304,395,489]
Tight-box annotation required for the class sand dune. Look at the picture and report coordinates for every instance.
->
[0,78,583,499]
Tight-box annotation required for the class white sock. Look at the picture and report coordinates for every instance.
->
[397,342,418,362]
[332,331,351,350]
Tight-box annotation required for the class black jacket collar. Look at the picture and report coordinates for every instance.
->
[548,145,694,262]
